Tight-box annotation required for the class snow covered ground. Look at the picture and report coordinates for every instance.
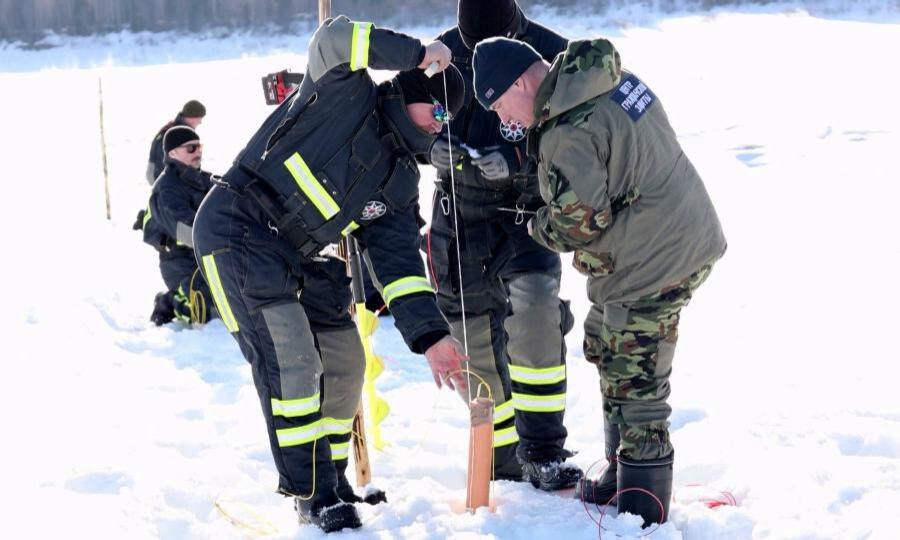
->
[2,6,900,539]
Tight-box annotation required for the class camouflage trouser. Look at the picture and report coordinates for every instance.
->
[583,263,714,461]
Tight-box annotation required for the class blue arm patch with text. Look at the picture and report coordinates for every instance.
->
[610,74,656,122]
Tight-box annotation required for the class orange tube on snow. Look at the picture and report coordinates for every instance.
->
[466,397,494,511]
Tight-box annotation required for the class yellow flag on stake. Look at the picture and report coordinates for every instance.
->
[355,303,389,450]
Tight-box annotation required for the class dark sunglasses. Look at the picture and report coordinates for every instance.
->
[180,143,202,154]
[432,100,451,123]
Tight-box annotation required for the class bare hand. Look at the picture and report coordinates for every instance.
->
[424,335,468,391]
[418,41,452,73]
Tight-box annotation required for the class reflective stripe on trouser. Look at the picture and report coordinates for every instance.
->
[504,272,569,461]
[449,315,518,450]
[190,243,338,495]
[585,263,715,461]
[200,253,239,332]
[317,327,366,461]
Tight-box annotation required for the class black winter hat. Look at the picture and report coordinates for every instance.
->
[395,63,465,117]
[458,0,524,50]
[179,99,206,118]
[163,126,200,153]
[473,37,541,110]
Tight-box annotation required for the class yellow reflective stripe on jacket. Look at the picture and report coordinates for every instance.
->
[341,221,360,236]
[512,392,566,413]
[201,254,239,333]
[142,205,152,227]
[382,276,433,307]
[271,393,320,418]
[283,152,340,219]
[320,417,354,436]
[331,442,350,460]
[349,22,373,71]
[493,426,519,448]
[275,419,326,447]
[494,399,515,425]
[509,364,567,385]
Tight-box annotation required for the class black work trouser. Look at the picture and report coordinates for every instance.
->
[194,185,361,497]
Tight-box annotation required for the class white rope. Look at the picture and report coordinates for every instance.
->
[440,68,473,403]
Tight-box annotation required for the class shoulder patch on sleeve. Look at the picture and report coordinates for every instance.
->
[610,74,656,122]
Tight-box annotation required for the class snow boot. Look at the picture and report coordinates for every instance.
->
[575,420,620,505]
[150,291,175,326]
[294,489,362,533]
[521,450,584,491]
[616,452,674,527]
[334,459,386,505]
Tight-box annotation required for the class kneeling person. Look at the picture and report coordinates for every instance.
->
[143,125,216,325]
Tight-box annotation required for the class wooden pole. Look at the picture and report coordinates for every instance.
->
[318,0,331,24]
[318,0,373,489]
[98,76,112,220]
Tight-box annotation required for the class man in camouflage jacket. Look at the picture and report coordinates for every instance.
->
[471,37,726,526]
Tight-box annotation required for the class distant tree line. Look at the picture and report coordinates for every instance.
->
[0,0,871,44]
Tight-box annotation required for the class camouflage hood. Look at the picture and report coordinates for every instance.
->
[534,39,622,123]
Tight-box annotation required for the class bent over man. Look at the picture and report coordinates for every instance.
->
[473,37,726,526]
[425,0,581,490]
[193,16,466,533]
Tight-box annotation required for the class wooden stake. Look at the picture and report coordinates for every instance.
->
[318,0,331,24]
[351,404,372,487]
[466,397,494,511]
[318,0,374,490]
[98,76,111,220]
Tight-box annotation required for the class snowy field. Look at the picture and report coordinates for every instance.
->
[2,6,900,539]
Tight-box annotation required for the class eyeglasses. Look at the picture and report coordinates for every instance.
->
[180,143,202,154]
[432,100,451,123]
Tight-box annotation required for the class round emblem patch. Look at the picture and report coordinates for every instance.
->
[500,119,526,142]
[360,200,387,221]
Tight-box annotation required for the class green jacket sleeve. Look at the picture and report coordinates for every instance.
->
[531,124,612,252]
[307,15,424,82]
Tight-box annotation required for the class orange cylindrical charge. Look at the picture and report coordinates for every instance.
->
[466,397,494,511]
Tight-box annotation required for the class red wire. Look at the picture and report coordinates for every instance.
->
[577,458,663,538]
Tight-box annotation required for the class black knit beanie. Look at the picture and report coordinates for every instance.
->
[395,63,465,117]
[163,126,200,153]
[473,37,541,110]
[179,99,206,118]
[458,0,524,50]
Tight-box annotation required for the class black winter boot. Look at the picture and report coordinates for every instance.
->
[575,421,620,505]
[521,449,584,491]
[150,291,175,326]
[294,488,362,533]
[334,459,387,505]
[616,452,674,527]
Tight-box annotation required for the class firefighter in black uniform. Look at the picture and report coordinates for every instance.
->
[192,16,466,533]
[142,125,215,325]
[424,0,581,489]
[145,100,206,184]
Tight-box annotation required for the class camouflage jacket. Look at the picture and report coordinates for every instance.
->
[530,39,726,304]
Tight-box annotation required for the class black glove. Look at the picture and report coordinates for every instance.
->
[471,146,511,181]
[133,209,146,231]
[428,134,465,171]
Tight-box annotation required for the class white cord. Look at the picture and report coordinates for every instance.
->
[441,69,473,403]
